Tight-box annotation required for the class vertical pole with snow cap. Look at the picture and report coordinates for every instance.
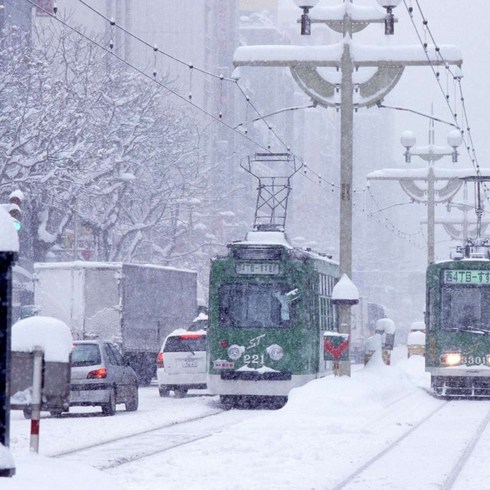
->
[29,347,43,453]
[0,204,19,477]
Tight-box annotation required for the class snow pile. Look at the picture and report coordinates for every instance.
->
[147,352,431,490]
[0,443,15,474]
[12,316,73,362]
[407,331,426,345]
[2,454,120,490]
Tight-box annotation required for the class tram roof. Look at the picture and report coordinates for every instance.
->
[232,230,294,248]
[228,230,338,265]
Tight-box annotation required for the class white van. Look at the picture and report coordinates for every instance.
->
[156,329,207,397]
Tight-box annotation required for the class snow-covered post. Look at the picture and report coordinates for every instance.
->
[364,332,382,365]
[376,318,396,365]
[0,206,19,477]
[29,347,43,453]
[331,274,359,376]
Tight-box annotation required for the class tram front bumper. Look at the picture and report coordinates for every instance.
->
[208,372,315,396]
[429,369,490,397]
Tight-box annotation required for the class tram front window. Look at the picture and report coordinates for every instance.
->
[441,287,490,331]
[218,283,298,328]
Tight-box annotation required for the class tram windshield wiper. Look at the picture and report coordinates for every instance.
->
[458,325,489,335]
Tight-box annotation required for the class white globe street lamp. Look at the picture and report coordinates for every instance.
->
[293,0,320,35]
[376,0,403,34]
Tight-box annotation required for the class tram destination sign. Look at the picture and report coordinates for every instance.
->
[443,270,490,285]
[236,262,280,275]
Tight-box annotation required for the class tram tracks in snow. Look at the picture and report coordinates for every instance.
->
[51,408,231,469]
[331,399,490,490]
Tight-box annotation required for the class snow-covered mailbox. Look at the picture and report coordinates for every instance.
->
[10,316,72,418]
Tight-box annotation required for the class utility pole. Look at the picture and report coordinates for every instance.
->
[233,0,462,375]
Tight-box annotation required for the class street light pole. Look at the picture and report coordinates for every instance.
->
[401,122,463,263]
[233,0,462,374]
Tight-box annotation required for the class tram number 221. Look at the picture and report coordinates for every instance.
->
[244,354,265,365]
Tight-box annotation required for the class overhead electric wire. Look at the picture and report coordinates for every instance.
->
[29,0,346,192]
[14,0,430,250]
[76,0,296,154]
[404,1,484,182]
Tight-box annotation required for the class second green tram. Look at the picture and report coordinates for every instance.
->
[207,231,340,407]
[426,258,490,397]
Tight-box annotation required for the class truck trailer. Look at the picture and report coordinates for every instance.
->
[33,261,197,385]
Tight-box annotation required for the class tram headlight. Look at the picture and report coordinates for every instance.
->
[227,344,244,360]
[267,344,284,361]
[441,352,462,366]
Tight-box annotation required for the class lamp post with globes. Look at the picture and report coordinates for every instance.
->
[367,123,468,264]
[401,124,463,263]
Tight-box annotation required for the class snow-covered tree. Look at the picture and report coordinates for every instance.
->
[0,23,231,273]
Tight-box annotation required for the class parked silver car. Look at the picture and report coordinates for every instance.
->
[70,340,139,415]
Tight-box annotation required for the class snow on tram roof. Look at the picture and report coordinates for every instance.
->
[231,230,338,264]
[232,230,293,248]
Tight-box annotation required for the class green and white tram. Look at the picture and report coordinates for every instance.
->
[207,230,340,407]
[426,255,490,397]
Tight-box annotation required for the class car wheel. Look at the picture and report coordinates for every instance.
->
[23,406,32,419]
[102,388,117,416]
[125,384,139,412]
[173,388,188,398]
[159,387,170,397]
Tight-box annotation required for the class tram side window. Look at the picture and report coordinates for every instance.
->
[318,273,335,331]
[319,297,334,330]
[218,283,298,328]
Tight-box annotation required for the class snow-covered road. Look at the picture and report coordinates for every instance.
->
[6,347,490,490]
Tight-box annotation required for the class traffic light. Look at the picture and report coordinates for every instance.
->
[8,190,23,231]
[9,205,21,231]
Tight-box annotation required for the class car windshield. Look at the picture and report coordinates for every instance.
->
[441,286,490,331]
[71,343,102,367]
[164,336,207,353]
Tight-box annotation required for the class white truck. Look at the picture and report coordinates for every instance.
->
[33,261,197,385]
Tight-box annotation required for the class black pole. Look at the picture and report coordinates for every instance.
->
[0,251,17,477]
